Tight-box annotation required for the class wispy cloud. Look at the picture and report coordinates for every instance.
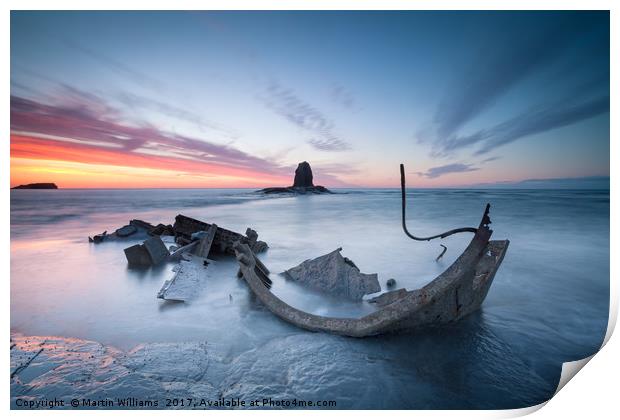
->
[416,163,479,179]
[432,15,595,140]
[421,13,608,158]
[10,89,293,180]
[444,94,609,156]
[480,156,501,164]
[330,84,356,110]
[259,80,351,152]
[62,39,165,92]
[115,92,240,139]
[307,137,351,152]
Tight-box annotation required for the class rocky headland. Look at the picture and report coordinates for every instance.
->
[12,183,58,190]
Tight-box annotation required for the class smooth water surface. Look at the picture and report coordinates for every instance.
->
[10,188,609,409]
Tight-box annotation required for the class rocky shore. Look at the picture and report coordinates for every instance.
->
[11,332,217,409]
[10,331,366,409]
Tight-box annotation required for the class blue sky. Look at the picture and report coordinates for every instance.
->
[10,11,610,188]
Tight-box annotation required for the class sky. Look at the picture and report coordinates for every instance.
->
[10,11,610,188]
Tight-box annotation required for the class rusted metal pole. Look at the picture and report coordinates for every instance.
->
[400,163,477,241]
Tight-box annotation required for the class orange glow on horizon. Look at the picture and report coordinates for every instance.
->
[10,134,291,189]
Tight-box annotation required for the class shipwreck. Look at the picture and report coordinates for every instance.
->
[89,164,508,336]
[233,164,509,337]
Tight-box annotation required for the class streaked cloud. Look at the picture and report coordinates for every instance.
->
[62,39,165,92]
[480,156,501,164]
[259,80,351,152]
[443,94,609,156]
[330,84,356,110]
[420,12,608,159]
[115,91,240,139]
[416,163,479,179]
[10,90,295,183]
[307,137,351,152]
[432,13,597,140]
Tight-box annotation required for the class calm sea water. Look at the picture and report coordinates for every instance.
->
[10,188,609,409]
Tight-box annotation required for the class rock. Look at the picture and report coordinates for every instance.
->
[115,224,137,237]
[11,183,58,189]
[124,244,152,266]
[386,278,396,288]
[293,161,314,188]
[260,186,332,194]
[283,248,380,300]
[143,237,170,265]
[10,332,216,407]
[258,161,332,194]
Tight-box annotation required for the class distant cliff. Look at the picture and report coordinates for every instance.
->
[11,183,58,190]
[258,162,332,194]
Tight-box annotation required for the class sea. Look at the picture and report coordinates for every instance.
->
[10,188,610,409]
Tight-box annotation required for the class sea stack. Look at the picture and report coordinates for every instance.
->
[259,161,331,194]
[293,161,314,188]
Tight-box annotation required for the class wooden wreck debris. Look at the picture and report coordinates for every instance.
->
[90,214,266,259]
[158,223,238,301]
[157,254,210,301]
[129,219,156,231]
[124,244,152,265]
[89,219,154,244]
[233,203,509,337]
[168,241,199,260]
[149,223,175,236]
[283,248,380,301]
[116,224,137,237]
[194,225,218,258]
[253,252,272,288]
[235,245,271,288]
[88,230,108,243]
[143,237,171,265]
[124,236,170,266]
[173,214,268,255]
[245,228,269,253]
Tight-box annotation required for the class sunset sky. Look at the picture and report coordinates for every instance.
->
[10,11,610,188]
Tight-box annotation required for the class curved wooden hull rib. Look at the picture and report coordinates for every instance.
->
[233,205,509,337]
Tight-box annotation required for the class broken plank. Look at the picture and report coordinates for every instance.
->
[195,224,218,259]
[158,254,211,301]
[168,240,198,261]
